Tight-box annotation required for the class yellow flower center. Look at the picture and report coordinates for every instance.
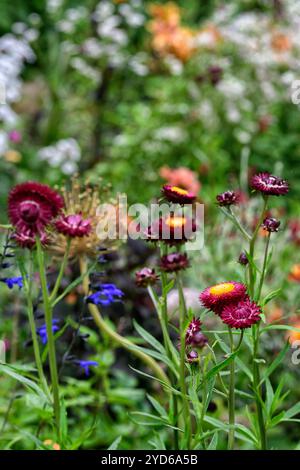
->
[209,283,235,297]
[165,216,186,228]
[170,186,189,196]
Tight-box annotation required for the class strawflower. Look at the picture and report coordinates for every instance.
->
[216,190,239,207]
[135,268,159,287]
[220,298,261,329]
[55,213,92,238]
[262,217,281,233]
[200,282,247,314]
[251,172,289,196]
[8,182,64,237]
[159,252,189,272]
[161,185,196,204]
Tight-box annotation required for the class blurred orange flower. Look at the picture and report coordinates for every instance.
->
[266,306,283,324]
[286,321,300,344]
[148,3,195,61]
[288,264,300,283]
[271,32,292,53]
[159,166,201,195]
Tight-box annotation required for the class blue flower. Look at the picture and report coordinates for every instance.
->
[37,319,60,344]
[76,360,99,376]
[86,283,124,306]
[0,276,24,289]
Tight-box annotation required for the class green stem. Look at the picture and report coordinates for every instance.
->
[252,325,267,450]
[50,238,71,302]
[249,196,268,298]
[248,196,268,450]
[22,254,51,401]
[228,328,235,450]
[256,232,271,302]
[36,237,61,438]
[177,272,191,449]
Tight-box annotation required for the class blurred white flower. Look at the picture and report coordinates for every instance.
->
[154,126,186,143]
[38,138,81,174]
[0,130,8,155]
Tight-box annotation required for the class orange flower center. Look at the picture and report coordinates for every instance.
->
[209,282,235,297]
[171,186,189,196]
[165,215,186,228]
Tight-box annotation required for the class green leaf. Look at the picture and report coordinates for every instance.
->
[260,341,290,384]
[207,432,218,450]
[133,320,165,354]
[261,288,282,307]
[283,402,300,420]
[204,351,238,382]
[0,363,48,403]
[147,394,167,419]
[108,436,122,450]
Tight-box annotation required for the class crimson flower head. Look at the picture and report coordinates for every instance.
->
[161,185,196,205]
[262,217,280,233]
[251,172,289,196]
[8,182,64,241]
[186,317,202,345]
[220,298,261,329]
[13,231,49,249]
[186,350,199,363]
[55,214,92,238]
[160,252,189,272]
[189,331,208,349]
[135,268,159,287]
[200,281,247,314]
[146,215,197,246]
[238,252,249,266]
[216,190,239,207]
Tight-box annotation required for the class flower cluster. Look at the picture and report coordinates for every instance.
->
[200,281,261,329]
[185,317,208,363]
[135,268,159,287]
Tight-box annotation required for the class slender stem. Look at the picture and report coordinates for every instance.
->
[199,357,207,450]
[227,207,251,241]
[148,284,179,448]
[50,238,71,302]
[252,325,267,450]
[256,232,271,302]
[36,237,61,438]
[228,328,235,450]
[78,256,171,389]
[248,196,268,450]
[20,254,50,401]
[249,196,268,298]
[177,272,191,449]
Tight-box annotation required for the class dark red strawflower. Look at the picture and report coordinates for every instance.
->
[189,331,208,349]
[220,298,261,329]
[238,252,249,266]
[55,214,92,238]
[200,282,247,314]
[135,268,159,287]
[186,317,202,344]
[13,231,49,249]
[145,216,197,246]
[160,252,189,272]
[262,217,280,233]
[251,172,289,196]
[186,350,199,363]
[8,182,64,236]
[161,185,196,205]
[216,190,239,207]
